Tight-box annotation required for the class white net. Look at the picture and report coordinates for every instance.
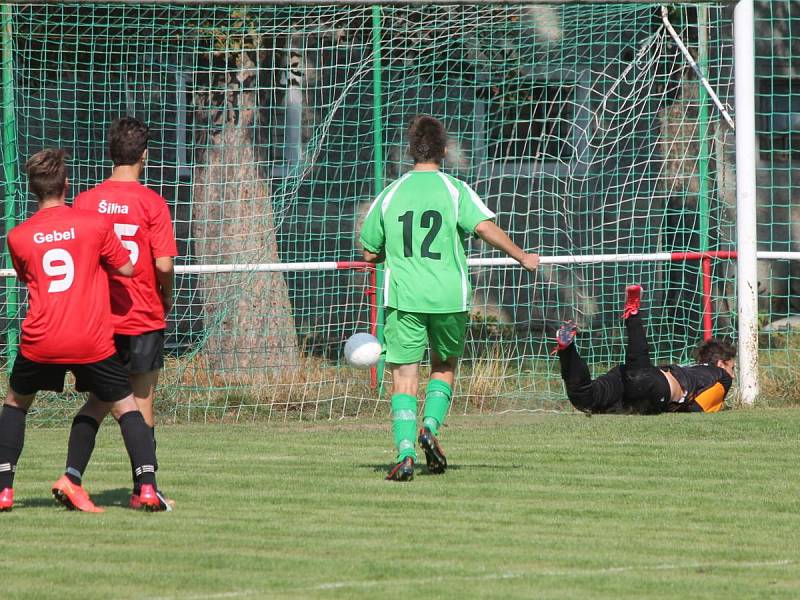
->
[0,3,737,422]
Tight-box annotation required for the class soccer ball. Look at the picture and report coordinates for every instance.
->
[344,332,382,369]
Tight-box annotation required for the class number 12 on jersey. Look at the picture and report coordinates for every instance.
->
[398,210,442,259]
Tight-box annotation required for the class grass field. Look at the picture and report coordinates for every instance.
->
[5,409,800,599]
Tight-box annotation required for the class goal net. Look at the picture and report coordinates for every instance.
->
[0,2,739,422]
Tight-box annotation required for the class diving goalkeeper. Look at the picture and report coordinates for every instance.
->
[554,285,736,414]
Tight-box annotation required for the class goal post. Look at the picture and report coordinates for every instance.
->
[733,0,758,405]
[0,0,768,422]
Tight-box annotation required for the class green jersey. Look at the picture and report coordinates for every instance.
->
[360,170,495,313]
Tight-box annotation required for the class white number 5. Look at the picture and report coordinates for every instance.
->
[114,223,140,265]
[42,248,74,293]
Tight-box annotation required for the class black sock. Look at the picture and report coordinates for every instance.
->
[151,426,158,472]
[0,405,28,490]
[65,415,100,485]
[129,448,137,494]
[118,411,157,488]
[133,426,158,495]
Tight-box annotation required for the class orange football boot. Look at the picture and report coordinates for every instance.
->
[51,475,104,513]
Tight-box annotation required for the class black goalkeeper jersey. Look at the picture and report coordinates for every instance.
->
[661,364,733,413]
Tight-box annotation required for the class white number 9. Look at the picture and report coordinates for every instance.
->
[42,248,75,293]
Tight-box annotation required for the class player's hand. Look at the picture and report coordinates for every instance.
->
[519,253,540,272]
[161,294,174,313]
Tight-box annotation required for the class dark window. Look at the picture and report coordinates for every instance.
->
[759,77,800,161]
[486,83,574,162]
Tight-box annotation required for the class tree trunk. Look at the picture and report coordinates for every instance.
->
[658,67,710,346]
[192,84,299,379]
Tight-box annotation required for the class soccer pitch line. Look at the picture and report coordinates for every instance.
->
[142,560,796,599]
[148,591,261,600]
[311,559,796,592]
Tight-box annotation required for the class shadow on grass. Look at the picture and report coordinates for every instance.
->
[16,496,60,509]
[364,463,459,473]
[88,487,132,507]
[363,463,523,473]
[16,487,131,510]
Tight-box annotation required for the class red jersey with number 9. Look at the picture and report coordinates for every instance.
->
[7,205,131,364]
[74,180,178,335]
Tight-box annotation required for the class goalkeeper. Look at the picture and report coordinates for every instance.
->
[360,114,539,482]
[554,285,736,414]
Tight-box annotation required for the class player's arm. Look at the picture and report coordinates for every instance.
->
[154,256,175,312]
[150,198,179,312]
[362,249,385,264]
[688,383,726,412]
[457,181,539,272]
[116,261,134,277]
[359,195,386,264]
[474,220,539,272]
[101,221,135,277]
[688,368,732,413]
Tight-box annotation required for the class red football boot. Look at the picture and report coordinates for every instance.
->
[554,320,578,352]
[137,484,169,512]
[130,487,174,512]
[51,475,104,513]
[0,487,13,512]
[622,285,642,320]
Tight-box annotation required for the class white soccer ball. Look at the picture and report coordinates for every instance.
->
[344,332,382,369]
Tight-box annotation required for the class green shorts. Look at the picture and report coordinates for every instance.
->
[383,308,469,365]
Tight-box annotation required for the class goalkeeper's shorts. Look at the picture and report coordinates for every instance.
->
[383,308,468,365]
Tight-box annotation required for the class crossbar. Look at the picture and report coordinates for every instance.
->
[4,251,800,279]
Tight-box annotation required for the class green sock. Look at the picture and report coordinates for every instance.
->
[422,379,452,436]
[391,393,417,462]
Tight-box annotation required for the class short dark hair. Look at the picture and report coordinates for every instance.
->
[25,148,67,201]
[109,116,149,166]
[407,115,447,164]
[695,338,737,365]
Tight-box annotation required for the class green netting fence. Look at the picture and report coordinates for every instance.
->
[0,1,794,423]
[752,1,800,402]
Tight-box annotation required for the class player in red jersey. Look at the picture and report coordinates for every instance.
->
[0,149,164,512]
[59,117,178,510]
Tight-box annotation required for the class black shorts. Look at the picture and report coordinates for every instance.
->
[114,330,165,374]
[9,352,132,403]
[621,366,672,415]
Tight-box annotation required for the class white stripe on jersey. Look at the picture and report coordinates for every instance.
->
[380,172,412,215]
[362,188,384,223]
[362,173,409,223]
[437,172,469,311]
[437,172,460,222]
[365,176,409,309]
[464,181,496,219]
[383,267,391,306]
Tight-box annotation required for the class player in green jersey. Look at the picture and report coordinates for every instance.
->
[360,115,540,481]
